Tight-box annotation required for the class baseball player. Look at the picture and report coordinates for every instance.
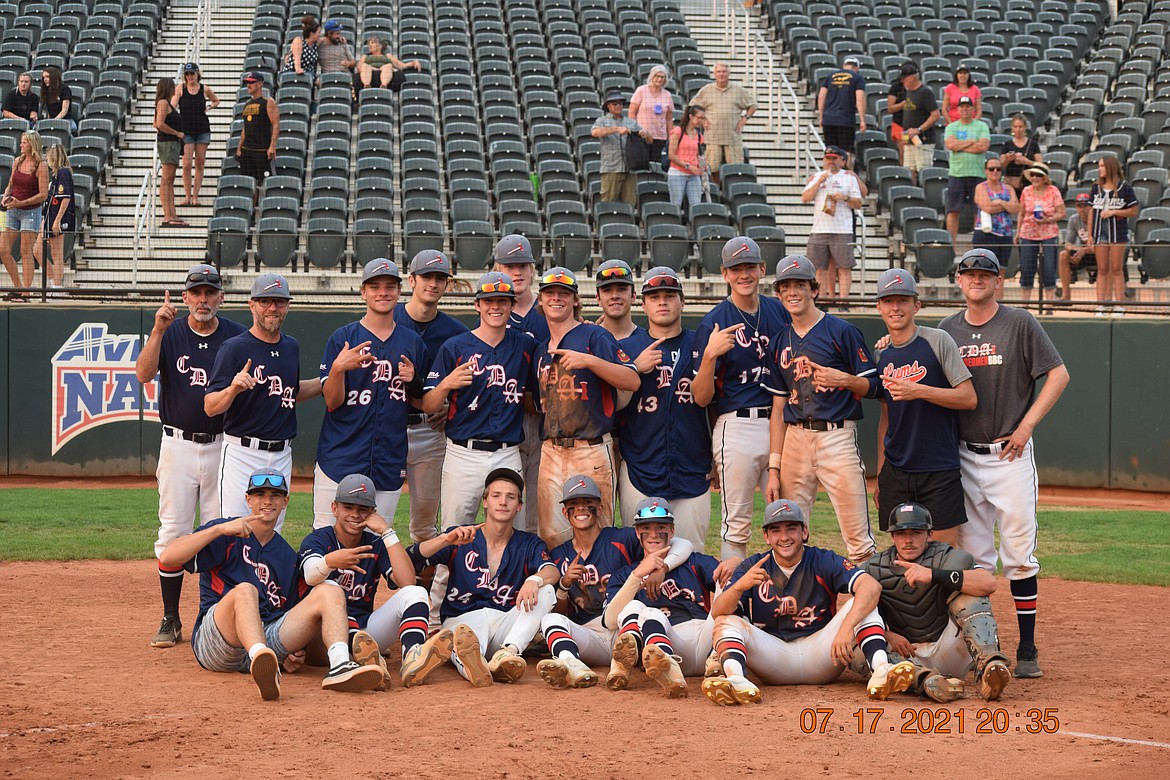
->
[691,237,792,559]
[703,499,915,706]
[394,249,470,543]
[299,473,454,689]
[763,254,876,562]
[136,264,247,648]
[408,468,559,686]
[157,468,383,700]
[423,271,539,528]
[616,267,713,549]
[858,502,1011,702]
[939,248,1069,678]
[313,259,425,528]
[535,475,694,690]
[594,259,639,340]
[535,267,640,547]
[205,273,322,531]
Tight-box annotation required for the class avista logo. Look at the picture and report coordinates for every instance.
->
[881,360,928,386]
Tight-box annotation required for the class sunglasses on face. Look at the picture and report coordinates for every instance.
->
[480,279,514,293]
[249,473,287,490]
[598,265,632,279]
[986,166,1001,172]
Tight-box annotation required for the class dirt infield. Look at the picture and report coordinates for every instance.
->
[1,561,1166,777]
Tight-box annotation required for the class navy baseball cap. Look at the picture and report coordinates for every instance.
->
[823,145,846,158]
[475,271,516,300]
[641,266,683,295]
[632,497,675,525]
[247,468,288,494]
[250,272,291,299]
[362,257,401,284]
[185,263,222,290]
[596,259,635,288]
[561,474,601,503]
[900,62,920,77]
[335,473,377,508]
[485,467,524,493]
[887,502,933,532]
[323,19,342,32]
[721,236,763,268]
[183,62,199,73]
[242,71,264,84]
[494,234,536,264]
[540,266,579,293]
[773,254,816,285]
[408,249,453,277]
[956,248,1001,275]
[762,499,806,528]
[875,268,917,299]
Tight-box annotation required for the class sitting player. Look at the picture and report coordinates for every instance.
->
[158,468,383,700]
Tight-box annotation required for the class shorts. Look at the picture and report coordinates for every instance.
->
[903,142,934,172]
[807,232,856,268]
[876,462,967,531]
[705,143,744,171]
[184,132,212,145]
[192,603,290,672]
[237,149,272,183]
[945,177,981,213]
[4,206,39,232]
[822,124,856,154]
[157,139,182,166]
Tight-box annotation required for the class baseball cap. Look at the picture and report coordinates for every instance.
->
[242,71,264,84]
[772,254,816,285]
[334,473,377,508]
[323,19,342,32]
[183,62,199,73]
[843,56,860,67]
[475,271,516,300]
[596,259,635,288]
[875,267,917,298]
[540,266,579,293]
[361,257,401,284]
[560,474,601,504]
[900,62,920,78]
[957,95,974,107]
[1075,192,1092,204]
[485,467,524,494]
[185,263,222,290]
[823,144,846,158]
[408,249,452,277]
[721,236,763,268]
[762,499,806,529]
[493,234,535,264]
[641,266,683,295]
[247,468,288,494]
[887,502,933,532]
[250,272,292,299]
[956,248,1001,275]
[632,497,675,525]
[602,89,627,106]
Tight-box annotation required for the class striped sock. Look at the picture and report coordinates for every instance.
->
[619,610,644,656]
[545,626,581,660]
[642,618,674,656]
[1011,576,1038,648]
[855,624,889,668]
[159,564,184,617]
[716,638,748,678]
[399,601,430,657]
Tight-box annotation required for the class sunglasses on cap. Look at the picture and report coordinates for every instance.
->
[249,473,287,490]
[635,504,673,520]
[186,270,221,285]
[480,279,514,293]
[542,271,577,286]
[958,254,999,272]
[598,265,632,279]
[643,274,682,290]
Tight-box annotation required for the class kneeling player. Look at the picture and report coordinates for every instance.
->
[158,468,383,700]
[704,499,915,706]
[409,468,559,686]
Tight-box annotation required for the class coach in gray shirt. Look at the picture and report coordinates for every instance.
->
[591,89,653,207]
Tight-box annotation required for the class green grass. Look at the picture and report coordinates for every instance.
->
[1,488,1167,587]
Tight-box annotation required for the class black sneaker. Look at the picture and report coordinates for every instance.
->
[321,660,384,692]
[1013,645,1043,678]
[150,615,182,648]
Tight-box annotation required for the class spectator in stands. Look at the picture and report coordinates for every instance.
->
[1000,114,1042,195]
[690,63,758,182]
[887,76,907,164]
[667,104,709,209]
[281,15,322,78]
[33,143,73,293]
[357,36,420,90]
[816,55,866,169]
[173,63,220,207]
[944,96,990,246]
[629,65,673,168]
[973,157,1018,279]
[0,130,48,298]
[591,90,651,207]
[1059,192,1095,302]
[1089,153,1139,313]
[801,144,862,304]
[38,67,75,132]
[153,78,186,228]
[894,63,938,185]
[941,65,981,124]
[235,72,279,197]
[2,73,39,127]
[318,20,356,75]
[1016,162,1065,302]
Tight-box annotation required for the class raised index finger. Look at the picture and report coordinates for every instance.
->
[648,337,667,349]
[163,289,171,305]
[242,358,252,372]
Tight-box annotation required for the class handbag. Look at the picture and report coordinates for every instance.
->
[624,132,650,171]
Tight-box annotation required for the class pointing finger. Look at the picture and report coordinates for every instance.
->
[242,358,252,373]
[400,355,414,366]
[163,289,171,305]
[725,323,746,333]
[649,337,667,349]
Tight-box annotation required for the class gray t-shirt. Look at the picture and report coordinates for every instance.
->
[592,114,643,173]
[1065,212,1090,248]
[938,305,1064,442]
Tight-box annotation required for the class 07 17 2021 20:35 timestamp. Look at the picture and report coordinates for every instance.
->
[798,707,1061,735]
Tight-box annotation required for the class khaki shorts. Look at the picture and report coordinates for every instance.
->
[158,140,182,166]
[903,142,934,172]
[705,143,744,171]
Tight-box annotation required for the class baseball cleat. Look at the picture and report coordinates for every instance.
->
[250,647,281,701]
[351,630,390,691]
[488,647,527,683]
[642,645,688,698]
[1013,646,1043,679]
[922,673,966,703]
[606,632,639,691]
[150,615,182,648]
[703,650,724,679]
[701,675,761,706]
[537,657,599,689]
[453,624,493,688]
[980,659,1011,700]
[322,660,384,692]
[867,660,916,700]
[400,628,453,688]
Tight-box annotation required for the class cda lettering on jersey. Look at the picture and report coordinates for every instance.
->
[957,342,1004,366]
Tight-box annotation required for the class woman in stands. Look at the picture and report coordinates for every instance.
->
[173,63,220,206]
[667,104,709,209]
[1016,162,1065,303]
[153,78,187,227]
[33,143,73,293]
[941,65,981,124]
[1089,153,1140,312]
[629,65,674,167]
[357,36,421,89]
[973,156,1018,298]
[282,15,322,78]
[38,67,74,132]
[1000,114,1042,194]
[0,130,49,299]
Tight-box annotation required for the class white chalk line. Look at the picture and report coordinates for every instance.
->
[1062,730,1170,749]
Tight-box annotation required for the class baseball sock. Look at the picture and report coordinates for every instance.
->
[158,565,184,617]
[715,638,748,678]
[1010,577,1038,648]
[247,643,267,660]
[641,617,675,656]
[399,602,430,658]
[545,626,581,661]
[618,609,645,656]
[327,642,350,668]
[856,624,889,669]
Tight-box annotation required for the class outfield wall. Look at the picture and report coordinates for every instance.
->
[1,307,1166,491]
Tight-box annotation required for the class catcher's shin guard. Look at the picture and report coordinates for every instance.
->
[950,594,1010,671]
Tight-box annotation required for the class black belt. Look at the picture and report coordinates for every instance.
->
[547,436,606,448]
[794,419,845,431]
[163,425,219,444]
[408,413,426,425]
[452,439,509,452]
[240,436,286,452]
[963,441,1004,455]
[735,407,771,419]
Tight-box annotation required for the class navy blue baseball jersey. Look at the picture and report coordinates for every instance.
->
[549,526,643,623]
[730,546,863,641]
[410,526,557,621]
[617,329,712,499]
[394,304,469,376]
[536,322,636,440]
[511,306,550,342]
[185,518,300,637]
[424,328,539,444]
[607,552,719,625]
[764,314,874,424]
[207,331,301,441]
[691,297,792,415]
[316,321,425,488]
[297,526,394,629]
[156,316,246,433]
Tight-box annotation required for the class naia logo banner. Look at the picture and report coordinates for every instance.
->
[51,323,159,455]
